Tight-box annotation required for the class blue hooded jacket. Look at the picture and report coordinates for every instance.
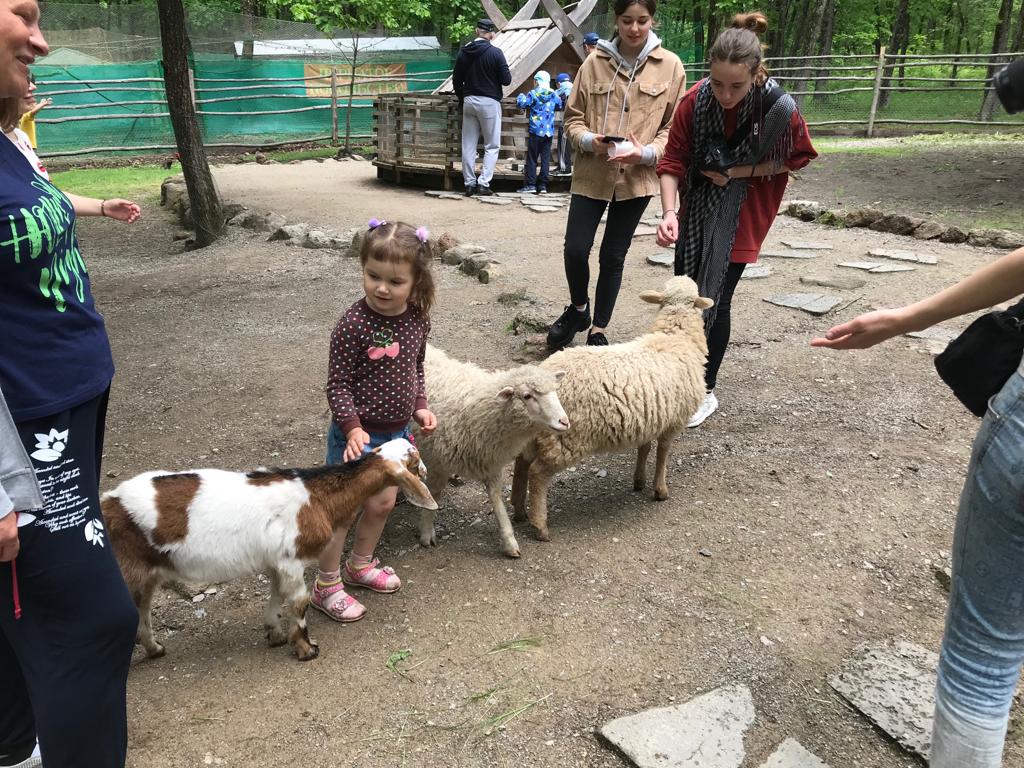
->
[516,86,560,137]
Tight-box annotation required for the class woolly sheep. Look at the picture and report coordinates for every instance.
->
[510,276,712,543]
[414,345,569,558]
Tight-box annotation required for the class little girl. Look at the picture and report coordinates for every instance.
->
[313,218,438,622]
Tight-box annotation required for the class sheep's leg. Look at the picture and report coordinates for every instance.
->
[135,575,166,658]
[511,455,531,523]
[653,431,676,501]
[485,475,520,559]
[527,462,554,542]
[264,570,288,647]
[634,441,652,492]
[277,562,319,661]
[418,472,447,548]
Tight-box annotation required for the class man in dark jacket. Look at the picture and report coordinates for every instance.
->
[451,18,511,196]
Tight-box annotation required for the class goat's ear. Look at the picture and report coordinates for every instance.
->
[639,290,664,304]
[553,370,567,382]
[694,296,714,310]
[496,386,516,401]
[395,467,438,510]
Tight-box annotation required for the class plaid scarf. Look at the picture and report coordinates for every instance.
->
[673,78,798,327]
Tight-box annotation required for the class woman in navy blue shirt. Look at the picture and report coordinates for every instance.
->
[0,4,140,767]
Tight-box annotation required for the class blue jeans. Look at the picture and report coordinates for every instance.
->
[326,423,413,465]
[932,355,1024,767]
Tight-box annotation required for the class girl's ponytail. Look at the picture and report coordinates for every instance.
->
[709,10,770,84]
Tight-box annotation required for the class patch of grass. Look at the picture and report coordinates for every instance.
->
[485,637,543,655]
[266,146,339,162]
[49,164,170,202]
[814,132,1024,157]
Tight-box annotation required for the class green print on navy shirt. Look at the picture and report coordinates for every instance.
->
[1,175,87,313]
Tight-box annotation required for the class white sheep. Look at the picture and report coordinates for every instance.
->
[414,344,569,558]
[510,276,712,543]
[100,439,437,662]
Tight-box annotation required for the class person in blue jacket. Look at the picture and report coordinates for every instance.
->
[555,72,574,173]
[516,70,560,194]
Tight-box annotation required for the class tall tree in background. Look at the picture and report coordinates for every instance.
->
[878,0,910,108]
[157,0,225,247]
[980,0,1015,118]
[1011,0,1024,51]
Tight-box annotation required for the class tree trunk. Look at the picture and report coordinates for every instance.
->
[878,0,910,108]
[771,0,792,59]
[949,1,965,86]
[980,0,1015,119]
[241,0,256,58]
[1012,0,1024,52]
[692,1,704,61]
[813,0,836,101]
[344,34,359,155]
[792,0,829,102]
[705,0,719,54]
[157,0,224,248]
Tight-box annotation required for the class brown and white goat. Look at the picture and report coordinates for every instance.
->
[101,439,437,662]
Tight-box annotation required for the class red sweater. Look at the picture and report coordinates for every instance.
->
[656,80,818,263]
[327,299,429,435]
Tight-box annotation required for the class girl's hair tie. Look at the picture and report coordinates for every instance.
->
[368,218,386,230]
[415,226,430,243]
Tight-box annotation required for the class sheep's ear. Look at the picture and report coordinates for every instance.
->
[394,467,438,510]
[496,386,516,401]
[639,290,664,304]
[553,370,567,382]
[694,296,714,310]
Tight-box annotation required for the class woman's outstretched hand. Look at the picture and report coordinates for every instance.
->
[810,308,911,350]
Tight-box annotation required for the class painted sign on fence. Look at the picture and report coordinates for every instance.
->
[304,63,408,97]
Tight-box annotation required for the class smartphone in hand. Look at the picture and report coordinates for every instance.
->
[600,135,626,143]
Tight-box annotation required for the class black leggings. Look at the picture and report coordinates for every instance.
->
[563,193,650,329]
[705,261,747,391]
[0,389,137,768]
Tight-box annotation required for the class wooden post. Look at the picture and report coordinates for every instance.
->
[867,45,886,138]
[330,68,339,146]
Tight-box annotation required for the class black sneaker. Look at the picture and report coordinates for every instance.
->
[586,331,608,346]
[464,184,477,197]
[537,186,547,195]
[476,184,494,197]
[547,305,591,350]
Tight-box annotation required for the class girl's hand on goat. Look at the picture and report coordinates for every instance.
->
[656,211,679,247]
[343,427,370,462]
[413,408,437,435]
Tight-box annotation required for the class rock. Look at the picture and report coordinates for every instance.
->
[647,250,674,267]
[599,684,755,768]
[160,176,187,208]
[785,200,826,221]
[477,264,504,284]
[843,206,884,228]
[816,210,844,227]
[459,254,500,278]
[302,229,335,249]
[758,739,830,768]
[869,213,924,236]
[441,244,488,266]
[912,220,946,240]
[254,152,268,164]
[939,225,968,244]
[839,261,915,274]
[867,248,937,265]
[436,193,464,200]
[526,205,561,213]
[477,197,513,206]
[780,240,833,250]
[968,228,1024,249]
[510,311,550,335]
[830,639,938,760]
[698,548,713,557]
[228,210,270,229]
[432,232,459,258]
[424,189,446,197]
[764,293,844,315]
[633,225,659,238]
[742,264,772,279]
[220,202,247,222]
[172,230,192,241]
[800,274,865,290]
[760,249,819,259]
[906,326,959,355]
[870,263,916,273]
[268,223,311,242]
[265,213,287,232]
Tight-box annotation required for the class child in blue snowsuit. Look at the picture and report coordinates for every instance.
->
[516,70,560,193]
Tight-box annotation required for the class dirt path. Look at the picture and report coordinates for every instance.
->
[75,158,1021,767]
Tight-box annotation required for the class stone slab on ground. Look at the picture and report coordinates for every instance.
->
[868,248,938,265]
[477,197,514,206]
[829,639,937,761]
[800,275,866,290]
[742,263,773,279]
[760,249,820,259]
[764,293,843,315]
[599,684,754,768]
[647,250,674,267]
[839,261,916,274]
[758,739,830,768]
[906,326,959,355]
[526,205,561,213]
[780,240,834,250]
[871,263,916,273]
[633,225,659,238]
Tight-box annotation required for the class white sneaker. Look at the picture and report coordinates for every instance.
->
[687,391,718,428]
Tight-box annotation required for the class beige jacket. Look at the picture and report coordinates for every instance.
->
[564,33,686,201]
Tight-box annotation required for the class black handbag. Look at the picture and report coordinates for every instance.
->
[934,298,1024,417]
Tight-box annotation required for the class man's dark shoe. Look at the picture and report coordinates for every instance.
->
[586,331,608,346]
[537,186,548,195]
[547,305,591,350]
[464,184,477,197]
[476,184,494,197]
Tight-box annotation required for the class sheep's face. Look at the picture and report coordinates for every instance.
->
[639,276,714,310]
[497,372,570,433]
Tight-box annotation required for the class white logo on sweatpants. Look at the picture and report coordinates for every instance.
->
[30,428,69,463]
[84,519,105,547]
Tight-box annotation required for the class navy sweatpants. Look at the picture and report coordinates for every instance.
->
[0,390,137,768]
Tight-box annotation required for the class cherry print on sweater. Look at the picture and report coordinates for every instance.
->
[367,328,401,360]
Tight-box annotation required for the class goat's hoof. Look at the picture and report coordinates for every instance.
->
[512,509,528,523]
[502,542,522,559]
[266,629,288,648]
[633,479,645,492]
[144,643,166,659]
[419,531,437,548]
[296,642,320,662]
[531,527,550,542]
[653,488,669,501]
